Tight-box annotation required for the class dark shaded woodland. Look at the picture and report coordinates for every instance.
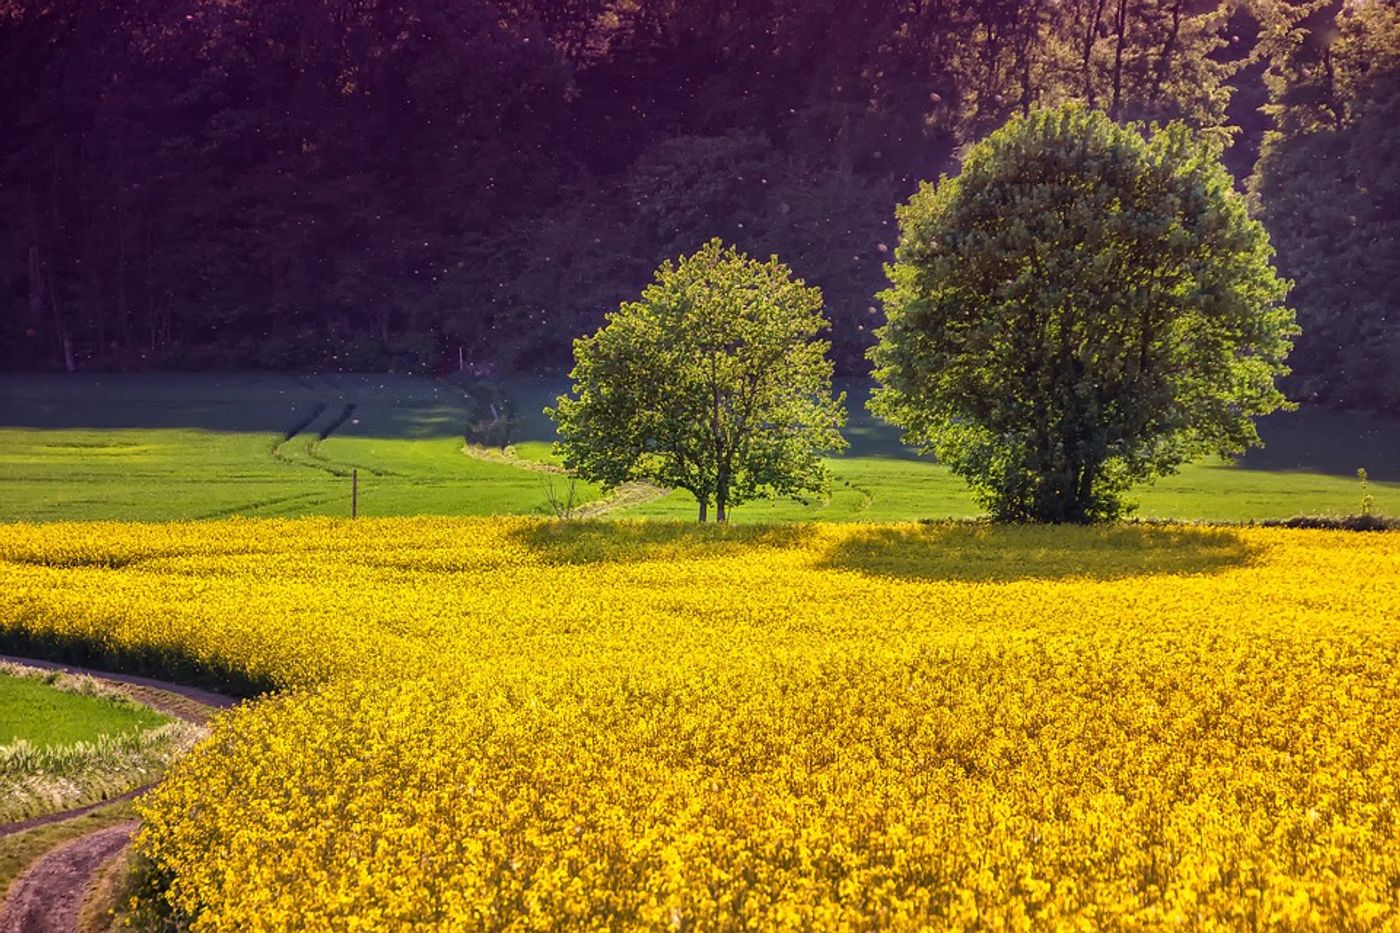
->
[2,1,1396,409]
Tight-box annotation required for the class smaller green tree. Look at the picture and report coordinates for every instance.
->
[549,239,847,522]
[871,104,1296,523]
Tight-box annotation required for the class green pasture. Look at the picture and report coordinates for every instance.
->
[0,674,168,748]
[0,373,606,522]
[1,373,1397,523]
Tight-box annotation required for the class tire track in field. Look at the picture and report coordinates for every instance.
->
[255,396,396,525]
[275,400,400,479]
[191,489,340,521]
[270,401,345,470]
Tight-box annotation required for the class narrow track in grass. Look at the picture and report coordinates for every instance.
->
[462,442,564,475]
[574,481,670,518]
[0,658,234,932]
[459,443,669,517]
[271,400,403,481]
[192,489,339,522]
[0,790,144,844]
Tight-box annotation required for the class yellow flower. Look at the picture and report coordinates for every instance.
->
[0,518,1397,929]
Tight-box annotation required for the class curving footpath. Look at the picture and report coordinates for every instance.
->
[0,656,235,933]
[460,444,669,517]
[1,824,138,933]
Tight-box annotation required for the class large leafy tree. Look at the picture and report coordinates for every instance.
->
[870,104,1295,523]
[549,239,847,522]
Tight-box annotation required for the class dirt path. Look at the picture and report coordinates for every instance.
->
[463,442,564,474]
[461,444,669,517]
[0,792,142,842]
[0,657,237,930]
[573,481,669,518]
[0,655,237,719]
[0,822,137,933]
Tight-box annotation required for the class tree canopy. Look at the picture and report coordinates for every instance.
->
[549,240,847,522]
[1250,0,1400,410]
[870,104,1296,523]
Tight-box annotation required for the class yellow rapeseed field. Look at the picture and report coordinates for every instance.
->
[1,517,1398,930]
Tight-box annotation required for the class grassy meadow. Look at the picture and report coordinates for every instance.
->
[0,373,612,522]
[0,671,167,748]
[2,517,1398,927]
[0,662,200,823]
[1,373,1398,524]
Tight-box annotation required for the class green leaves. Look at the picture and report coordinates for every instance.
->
[550,239,847,522]
[871,104,1295,523]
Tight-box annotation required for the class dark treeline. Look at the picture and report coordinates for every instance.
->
[1,1,1396,409]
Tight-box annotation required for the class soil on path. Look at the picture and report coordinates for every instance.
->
[0,656,236,931]
[0,822,137,933]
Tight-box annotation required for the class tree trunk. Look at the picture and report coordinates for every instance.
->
[715,469,729,524]
[27,244,45,329]
[117,229,131,369]
[44,260,75,372]
[1016,1,1040,117]
[1074,462,1097,522]
[1322,47,1343,129]
[698,498,708,523]
[116,146,131,368]
[144,218,159,351]
[1038,469,1075,523]
[1150,0,1183,105]
[1082,0,1108,108]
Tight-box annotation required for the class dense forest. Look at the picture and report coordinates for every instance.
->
[1,0,1396,409]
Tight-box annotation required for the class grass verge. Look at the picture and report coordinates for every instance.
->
[0,724,201,823]
[0,668,167,748]
[79,842,142,933]
[0,661,204,823]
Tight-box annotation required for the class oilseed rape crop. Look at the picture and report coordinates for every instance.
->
[1,518,1398,930]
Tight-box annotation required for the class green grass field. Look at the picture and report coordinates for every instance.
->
[0,373,607,522]
[0,673,168,747]
[1,373,1397,523]
[0,664,199,823]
